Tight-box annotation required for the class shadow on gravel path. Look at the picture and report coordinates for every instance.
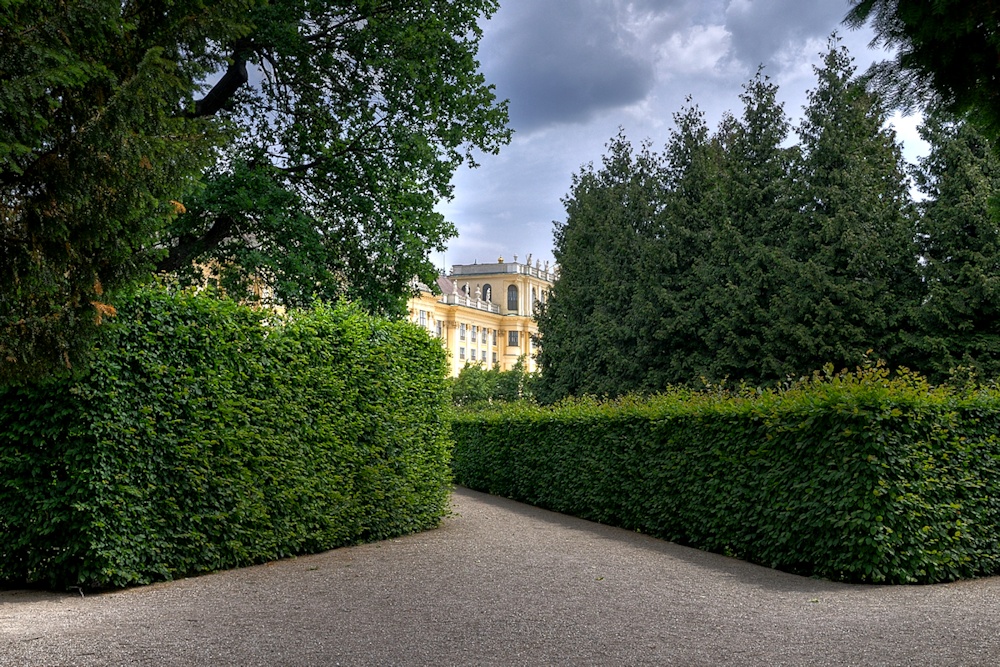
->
[3,487,1000,666]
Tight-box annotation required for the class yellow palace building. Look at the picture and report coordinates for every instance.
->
[407,255,556,377]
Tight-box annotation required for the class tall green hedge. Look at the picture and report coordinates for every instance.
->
[451,367,1000,584]
[0,288,452,589]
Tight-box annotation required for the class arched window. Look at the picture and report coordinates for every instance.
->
[507,285,518,312]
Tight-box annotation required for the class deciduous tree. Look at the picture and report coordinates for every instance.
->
[1,0,509,381]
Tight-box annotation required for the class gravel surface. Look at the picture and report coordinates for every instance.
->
[3,486,1000,666]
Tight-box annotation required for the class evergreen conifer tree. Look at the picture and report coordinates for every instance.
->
[632,101,719,388]
[909,114,1000,381]
[776,40,920,376]
[699,70,795,383]
[535,132,662,400]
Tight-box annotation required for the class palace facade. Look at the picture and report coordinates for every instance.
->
[407,255,555,377]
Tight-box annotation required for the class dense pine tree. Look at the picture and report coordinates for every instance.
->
[535,132,664,400]
[908,114,1000,382]
[632,101,719,388]
[773,41,920,377]
[845,0,1000,142]
[536,39,1000,401]
[699,70,795,383]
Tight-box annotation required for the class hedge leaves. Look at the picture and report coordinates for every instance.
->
[0,287,452,589]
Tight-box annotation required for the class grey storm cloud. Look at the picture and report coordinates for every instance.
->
[724,0,853,68]
[484,1,661,133]
[439,0,899,269]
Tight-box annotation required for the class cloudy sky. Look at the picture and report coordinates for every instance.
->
[432,0,925,273]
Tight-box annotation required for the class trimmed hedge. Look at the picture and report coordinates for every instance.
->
[0,288,452,589]
[451,367,1000,584]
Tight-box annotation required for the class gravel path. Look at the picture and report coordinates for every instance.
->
[3,486,1000,666]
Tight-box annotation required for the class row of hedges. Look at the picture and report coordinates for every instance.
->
[0,287,452,589]
[451,366,1000,584]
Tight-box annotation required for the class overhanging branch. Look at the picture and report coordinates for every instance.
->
[156,213,236,273]
[191,56,249,118]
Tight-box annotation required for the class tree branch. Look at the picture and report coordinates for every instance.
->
[273,117,388,176]
[155,213,236,273]
[191,56,248,118]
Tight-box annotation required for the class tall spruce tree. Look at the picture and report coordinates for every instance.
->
[699,70,795,384]
[909,114,1000,382]
[633,101,720,388]
[536,40,935,400]
[775,40,920,376]
[535,132,663,400]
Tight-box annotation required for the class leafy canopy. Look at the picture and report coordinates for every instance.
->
[0,0,510,382]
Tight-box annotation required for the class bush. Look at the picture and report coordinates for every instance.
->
[451,365,1000,584]
[0,287,452,589]
[448,355,537,406]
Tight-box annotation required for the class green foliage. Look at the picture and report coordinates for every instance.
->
[450,363,499,405]
[636,101,720,387]
[0,5,228,379]
[1,0,510,382]
[0,287,452,590]
[774,40,921,376]
[845,0,1000,141]
[537,39,938,402]
[452,363,1000,584]
[449,356,536,406]
[535,131,666,401]
[695,70,796,384]
[905,113,1000,382]
[158,0,511,317]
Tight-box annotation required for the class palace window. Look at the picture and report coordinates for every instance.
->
[471,325,478,342]
[508,330,519,346]
[507,285,518,312]
[459,323,466,340]
[459,347,466,360]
